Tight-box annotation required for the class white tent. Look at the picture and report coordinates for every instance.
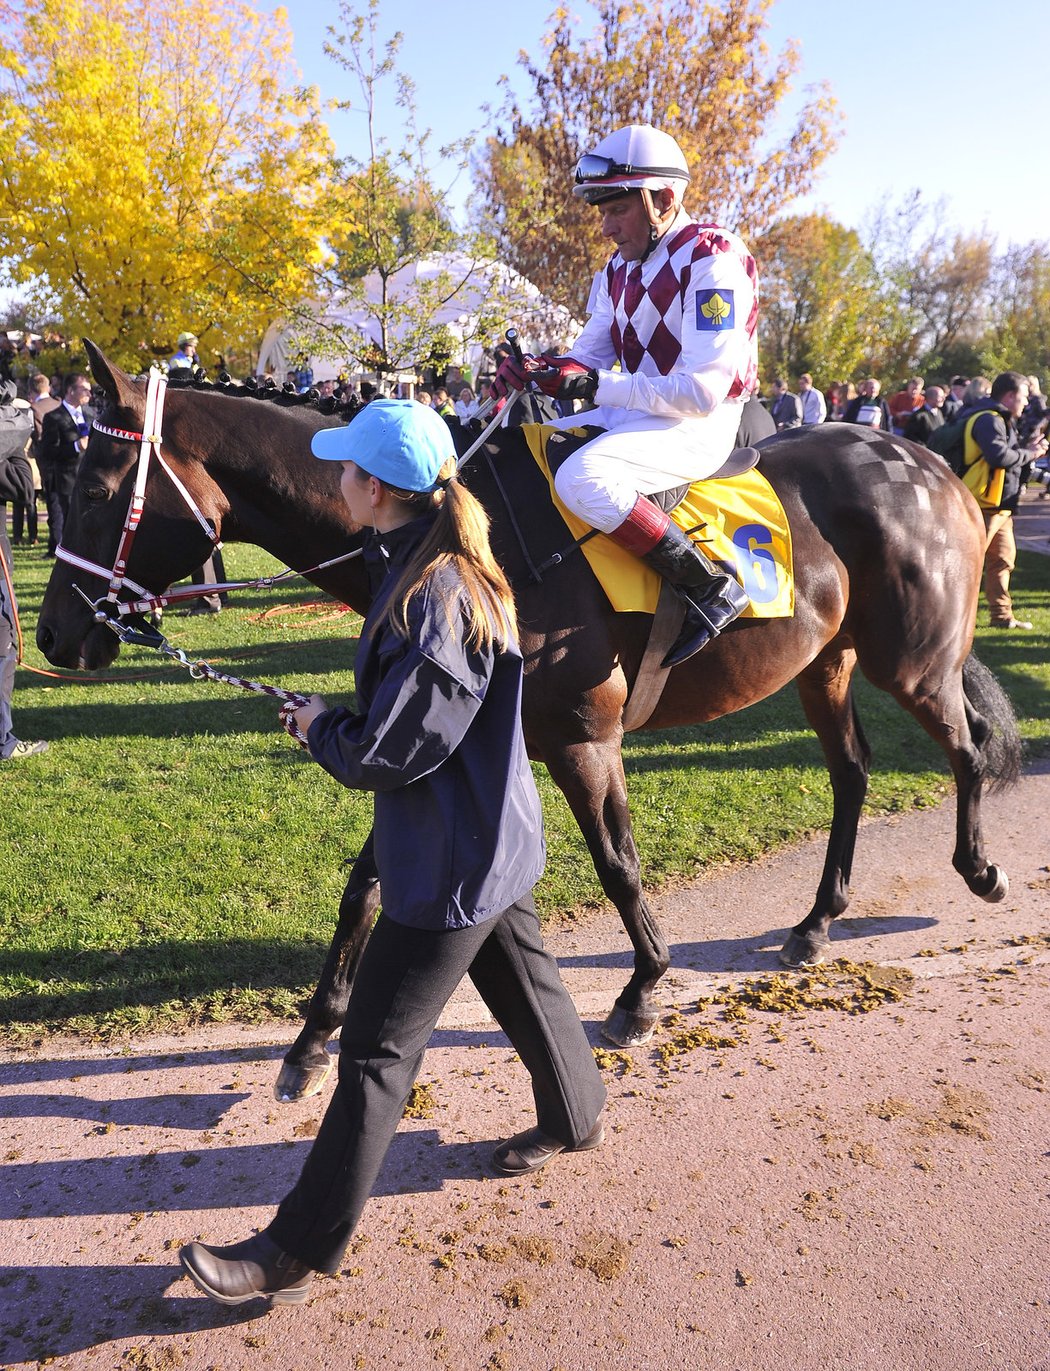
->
[257,252,581,385]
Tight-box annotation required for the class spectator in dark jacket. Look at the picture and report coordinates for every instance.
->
[941,376,969,421]
[0,386,48,761]
[735,394,776,446]
[842,378,892,432]
[768,378,802,430]
[967,372,1048,629]
[904,385,946,447]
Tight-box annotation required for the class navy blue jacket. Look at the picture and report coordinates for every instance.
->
[307,515,545,930]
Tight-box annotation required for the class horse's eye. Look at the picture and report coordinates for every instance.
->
[82,485,110,503]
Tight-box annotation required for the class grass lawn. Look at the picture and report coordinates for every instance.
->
[3,533,1048,1042]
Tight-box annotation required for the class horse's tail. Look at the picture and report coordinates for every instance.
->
[962,651,1023,792]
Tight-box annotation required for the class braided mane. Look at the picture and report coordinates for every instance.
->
[162,368,362,420]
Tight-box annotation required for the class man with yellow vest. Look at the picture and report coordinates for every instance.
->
[964,371,1048,630]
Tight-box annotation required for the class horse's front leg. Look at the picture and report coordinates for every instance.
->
[543,737,670,1047]
[275,840,380,1103]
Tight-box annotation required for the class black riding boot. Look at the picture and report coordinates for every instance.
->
[640,521,750,667]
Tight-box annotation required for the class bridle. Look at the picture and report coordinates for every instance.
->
[48,364,524,746]
[56,366,362,621]
[56,368,224,617]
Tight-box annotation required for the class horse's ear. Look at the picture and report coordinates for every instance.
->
[83,339,140,410]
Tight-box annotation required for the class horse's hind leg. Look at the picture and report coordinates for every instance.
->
[780,645,871,967]
[889,654,1018,903]
[275,844,380,1103]
[542,737,670,1047]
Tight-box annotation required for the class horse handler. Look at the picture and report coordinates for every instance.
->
[178,400,606,1307]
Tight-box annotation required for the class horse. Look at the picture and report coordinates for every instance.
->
[38,343,1021,1102]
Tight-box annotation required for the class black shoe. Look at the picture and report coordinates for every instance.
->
[639,524,750,666]
[179,1232,314,1306]
[664,581,751,666]
[491,1116,604,1176]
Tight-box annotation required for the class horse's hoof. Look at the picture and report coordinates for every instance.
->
[972,864,1010,903]
[778,931,829,968]
[274,1058,332,1104]
[601,1002,660,1047]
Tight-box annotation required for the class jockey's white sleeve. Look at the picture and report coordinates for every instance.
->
[567,271,619,371]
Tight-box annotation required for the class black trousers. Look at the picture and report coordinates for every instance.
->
[42,463,75,554]
[267,894,606,1274]
[12,491,38,543]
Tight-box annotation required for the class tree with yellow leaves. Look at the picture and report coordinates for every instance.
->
[0,0,332,371]
[475,0,841,319]
[756,213,886,383]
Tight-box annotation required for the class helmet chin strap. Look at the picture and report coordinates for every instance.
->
[639,186,675,262]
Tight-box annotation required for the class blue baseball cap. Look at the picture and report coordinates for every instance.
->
[311,399,456,492]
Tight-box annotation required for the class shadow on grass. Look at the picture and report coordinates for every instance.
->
[1,939,329,1026]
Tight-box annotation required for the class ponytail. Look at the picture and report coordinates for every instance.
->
[373,462,518,652]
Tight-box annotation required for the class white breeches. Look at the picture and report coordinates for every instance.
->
[548,399,746,532]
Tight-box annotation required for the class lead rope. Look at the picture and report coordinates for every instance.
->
[83,607,312,748]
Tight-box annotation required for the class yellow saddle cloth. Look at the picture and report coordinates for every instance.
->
[522,424,795,617]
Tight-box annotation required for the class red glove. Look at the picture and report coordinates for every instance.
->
[529,355,598,403]
[491,353,529,401]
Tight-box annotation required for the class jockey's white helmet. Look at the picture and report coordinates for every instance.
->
[573,124,690,205]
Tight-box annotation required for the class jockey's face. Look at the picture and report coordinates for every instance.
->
[598,192,657,262]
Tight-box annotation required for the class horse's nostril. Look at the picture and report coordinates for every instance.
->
[37,624,54,654]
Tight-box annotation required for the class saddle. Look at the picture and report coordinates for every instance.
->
[649,447,762,513]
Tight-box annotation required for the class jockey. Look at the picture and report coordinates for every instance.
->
[493,124,758,666]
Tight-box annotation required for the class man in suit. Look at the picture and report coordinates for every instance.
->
[40,374,94,556]
[768,378,803,430]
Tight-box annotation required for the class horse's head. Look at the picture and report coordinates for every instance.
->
[37,341,232,668]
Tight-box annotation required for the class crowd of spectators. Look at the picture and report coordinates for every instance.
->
[269,353,517,432]
[760,369,1050,632]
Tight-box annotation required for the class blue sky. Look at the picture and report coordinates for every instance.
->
[267,0,1050,246]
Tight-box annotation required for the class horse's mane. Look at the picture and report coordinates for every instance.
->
[162,369,362,422]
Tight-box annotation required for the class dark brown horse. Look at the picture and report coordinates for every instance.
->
[39,345,1020,1101]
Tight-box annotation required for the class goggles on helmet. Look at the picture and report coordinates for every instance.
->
[574,154,688,185]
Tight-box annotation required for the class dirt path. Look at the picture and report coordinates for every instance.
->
[3,750,1048,1371]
